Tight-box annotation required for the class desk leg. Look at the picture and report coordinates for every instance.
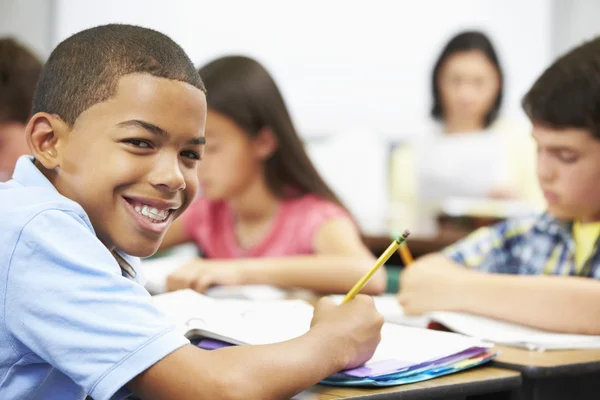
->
[513,372,600,400]
[466,391,515,400]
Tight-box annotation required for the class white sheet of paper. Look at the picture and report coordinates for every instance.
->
[414,132,510,200]
[152,290,490,369]
[368,324,491,365]
[427,311,600,350]
[152,289,313,344]
[356,294,600,351]
[330,294,430,328]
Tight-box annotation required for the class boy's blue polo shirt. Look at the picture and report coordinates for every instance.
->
[0,156,189,400]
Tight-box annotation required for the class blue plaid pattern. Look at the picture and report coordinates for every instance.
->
[443,213,600,278]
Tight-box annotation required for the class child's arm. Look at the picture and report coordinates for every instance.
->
[399,253,600,335]
[128,296,384,400]
[166,217,386,294]
[9,211,382,400]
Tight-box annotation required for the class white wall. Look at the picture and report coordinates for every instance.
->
[0,0,54,59]
[551,0,600,59]
[52,0,551,140]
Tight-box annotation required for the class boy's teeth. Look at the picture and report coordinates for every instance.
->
[134,203,169,222]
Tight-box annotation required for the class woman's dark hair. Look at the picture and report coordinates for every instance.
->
[199,55,348,211]
[430,30,503,127]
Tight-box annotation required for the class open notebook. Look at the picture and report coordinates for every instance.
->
[152,290,496,387]
[334,294,600,351]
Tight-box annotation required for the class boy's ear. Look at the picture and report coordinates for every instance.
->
[253,127,278,160]
[25,113,70,170]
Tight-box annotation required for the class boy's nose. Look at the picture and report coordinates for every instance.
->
[536,154,556,183]
[150,157,186,192]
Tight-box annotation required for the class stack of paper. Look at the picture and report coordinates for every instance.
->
[153,290,497,387]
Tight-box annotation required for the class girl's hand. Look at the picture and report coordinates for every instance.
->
[166,259,244,293]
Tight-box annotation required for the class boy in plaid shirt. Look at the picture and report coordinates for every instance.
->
[399,37,600,335]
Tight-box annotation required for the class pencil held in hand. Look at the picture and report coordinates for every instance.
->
[341,229,411,304]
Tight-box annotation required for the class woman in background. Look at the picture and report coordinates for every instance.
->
[161,55,384,295]
[390,30,542,208]
[431,30,502,135]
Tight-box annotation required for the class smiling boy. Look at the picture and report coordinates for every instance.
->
[0,24,383,400]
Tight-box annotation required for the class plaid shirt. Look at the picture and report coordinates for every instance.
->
[443,213,600,279]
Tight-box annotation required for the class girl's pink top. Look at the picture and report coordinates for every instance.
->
[181,194,348,258]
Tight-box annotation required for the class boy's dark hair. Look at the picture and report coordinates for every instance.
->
[523,37,600,139]
[33,24,205,126]
[431,30,503,127]
[0,38,43,124]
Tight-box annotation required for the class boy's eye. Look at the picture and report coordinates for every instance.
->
[557,150,579,163]
[181,150,201,160]
[125,139,152,148]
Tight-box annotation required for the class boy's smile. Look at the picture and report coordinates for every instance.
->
[30,73,207,257]
[122,196,181,236]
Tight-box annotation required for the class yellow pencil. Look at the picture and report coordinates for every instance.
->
[341,229,410,304]
[398,242,414,267]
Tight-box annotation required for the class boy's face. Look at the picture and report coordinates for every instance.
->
[43,74,206,257]
[534,124,600,223]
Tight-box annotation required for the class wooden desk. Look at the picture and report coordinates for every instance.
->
[490,346,600,400]
[297,367,521,399]
[494,346,600,377]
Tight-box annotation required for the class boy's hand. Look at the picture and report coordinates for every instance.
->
[166,259,243,293]
[310,296,384,370]
[398,255,471,315]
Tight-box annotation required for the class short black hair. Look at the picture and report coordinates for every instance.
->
[0,38,43,124]
[431,30,503,127]
[522,37,600,139]
[33,24,205,126]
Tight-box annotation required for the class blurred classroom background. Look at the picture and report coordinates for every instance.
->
[3,0,600,261]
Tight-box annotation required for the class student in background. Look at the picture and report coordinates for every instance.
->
[0,24,384,399]
[162,55,384,295]
[0,38,42,181]
[398,37,600,335]
[390,31,542,207]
